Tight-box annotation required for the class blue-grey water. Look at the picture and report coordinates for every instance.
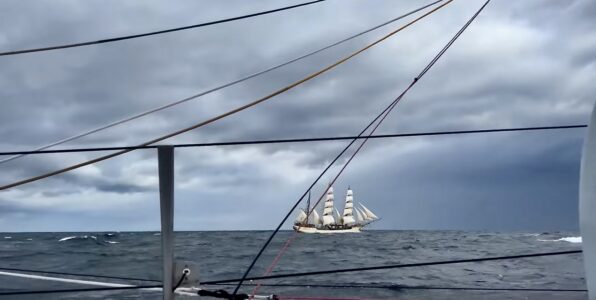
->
[0,231,586,299]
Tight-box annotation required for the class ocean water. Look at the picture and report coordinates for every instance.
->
[0,231,586,300]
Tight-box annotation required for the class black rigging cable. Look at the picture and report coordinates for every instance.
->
[0,0,452,191]
[0,266,160,283]
[0,0,442,165]
[198,289,250,300]
[231,0,491,296]
[0,250,583,296]
[0,0,580,297]
[204,250,582,284]
[0,0,325,57]
[0,125,586,156]
[207,282,587,293]
[173,270,189,291]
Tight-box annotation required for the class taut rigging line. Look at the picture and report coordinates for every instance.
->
[232,0,490,296]
[0,249,582,296]
[0,0,453,191]
[210,282,587,293]
[0,0,443,165]
[0,125,585,156]
[0,0,326,57]
[210,250,582,284]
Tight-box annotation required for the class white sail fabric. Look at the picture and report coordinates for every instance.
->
[322,215,335,225]
[334,208,343,225]
[360,204,379,220]
[355,208,364,222]
[343,188,355,225]
[323,186,334,219]
[343,215,355,224]
[343,189,353,215]
[295,209,307,223]
[312,210,321,225]
[357,207,372,221]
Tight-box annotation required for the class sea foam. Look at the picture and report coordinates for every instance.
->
[58,235,97,242]
[558,236,582,243]
[58,236,77,242]
[538,236,582,243]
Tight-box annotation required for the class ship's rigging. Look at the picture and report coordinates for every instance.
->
[293,187,379,233]
[0,0,591,299]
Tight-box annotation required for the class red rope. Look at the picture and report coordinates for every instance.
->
[250,82,415,298]
[250,235,298,299]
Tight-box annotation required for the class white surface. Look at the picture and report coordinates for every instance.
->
[0,271,198,296]
[580,103,596,300]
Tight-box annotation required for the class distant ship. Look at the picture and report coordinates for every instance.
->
[293,186,379,233]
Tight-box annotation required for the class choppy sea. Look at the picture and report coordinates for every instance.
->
[0,231,586,299]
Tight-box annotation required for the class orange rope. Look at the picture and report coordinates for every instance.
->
[249,235,297,299]
[0,0,453,191]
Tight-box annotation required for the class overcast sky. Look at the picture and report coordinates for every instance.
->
[0,0,594,232]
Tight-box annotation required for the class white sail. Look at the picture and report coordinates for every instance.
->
[323,187,334,215]
[343,188,355,225]
[343,215,355,224]
[312,210,321,225]
[295,209,307,223]
[343,189,353,216]
[322,186,335,225]
[357,207,372,221]
[354,208,364,222]
[292,187,378,233]
[322,215,335,225]
[359,203,379,220]
[335,208,343,225]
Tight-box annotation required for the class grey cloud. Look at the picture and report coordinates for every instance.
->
[0,0,594,231]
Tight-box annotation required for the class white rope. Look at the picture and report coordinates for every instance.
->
[0,270,132,287]
[0,270,198,296]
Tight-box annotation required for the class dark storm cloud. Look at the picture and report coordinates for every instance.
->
[331,129,585,231]
[0,0,594,231]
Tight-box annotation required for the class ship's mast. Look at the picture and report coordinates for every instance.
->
[304,190,311,225]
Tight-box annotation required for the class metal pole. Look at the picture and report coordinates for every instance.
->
[581,103,596,300]
[158,146,175,300]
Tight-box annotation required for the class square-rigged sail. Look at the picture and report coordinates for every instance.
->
[342,188,356,225]
[293,186,378,233]
[322,187,335,225]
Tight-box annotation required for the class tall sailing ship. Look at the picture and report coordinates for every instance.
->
[293,186,379,233]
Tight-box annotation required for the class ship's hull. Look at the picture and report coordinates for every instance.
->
[293,225,362,233]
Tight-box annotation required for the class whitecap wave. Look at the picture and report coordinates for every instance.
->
[105,241,119,244]
[4,236,11,239]
[538,236,582,243]
[58,235,98,242]
[559,236,582,243]
[59,236,77,242]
